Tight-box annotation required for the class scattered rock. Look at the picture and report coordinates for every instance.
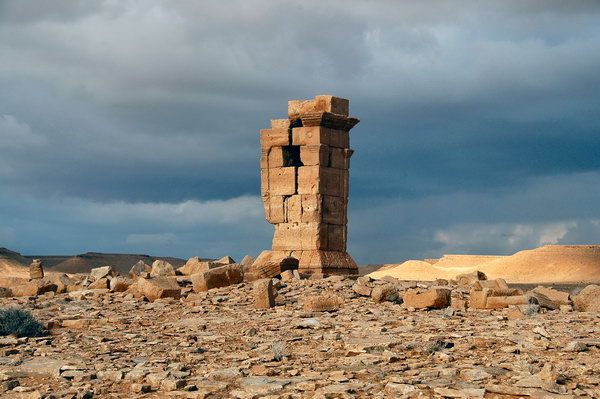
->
[304,294,343,312]
[352,283,372,297]
[90,266,115,281]
[573,285,600,312]
[150,260,176,277]
[455,270,487,285]
[132,276,181,302]
[370,284,398,303]
[191,264,243,292]
[29,259,44,279]
[12,280,58,297]
[403,287,451,309]
[129,260,151,278]
[532,286,571,306]
[109,277,132,292]
[253,278,275,309]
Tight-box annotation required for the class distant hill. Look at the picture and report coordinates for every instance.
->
[28,252,187,276]
[0,247,30,278]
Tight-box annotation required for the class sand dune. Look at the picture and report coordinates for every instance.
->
[369,245,600,284]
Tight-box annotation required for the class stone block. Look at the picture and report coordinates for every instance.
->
[90,266,115,281]
[272,222,327,251]
[300,145,329,166]
[12,280,58,297]
[260,147,284,169]
[303,294,343,312]
[89,277,109,289]
[284,195,302,222]
[292,126,331,146]
[263,195,286,224]
[297,250,358,271]
[216,255,236,264]
[270,119,290,129]
[322,196,346,225]
[403,288,451,309]
[260,128,290,148]
[191,264,243,292]
[301,194,321,223]
[485,295,529,309]
[352,283,372,297]
[253,279,275,309]
[472,278,509,291]
[297,166,347,197]
[134,277,181,302]
[29,259,44,279]
[469,290,489,309]
[330,147,346,169]
[527,291,558,310]
[150,260,176,277]
[240,255,255,268]
[455,271,487,286]
[327,224,346,251]
[573,285,600,312]
[129,261,151,278]
[329,129,350,148]
[261,167,297,196]
[531,286,571,306]
[109,277,132,292]
[178,257,211,275]
[371,284,398,303]
[288,95,349,118]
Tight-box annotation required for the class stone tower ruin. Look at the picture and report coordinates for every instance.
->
[250,95,359,276]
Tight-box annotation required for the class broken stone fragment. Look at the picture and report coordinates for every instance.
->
[531,285,571,305]
[216,255,236,265]
[455,270,487,286]
[177,257,219,275]
[370,284,398,303]
[12,279,58,297]
[150,260,176,277]
[253,279,275,309]
[45,273,74,294]
[303,294,343,312]
[131,276,181,302]
[88,277,109,290]
[352,283,372,297]
[129,260,151,278]
[109,276,132,292]
[527,291,558,310]
[191,264,243,292]
[403,288,451,309]
[240,255,255,268]
[472,278,510,291]
[573,285,600,312]
[29,259,44,279]
[90,265,115,281]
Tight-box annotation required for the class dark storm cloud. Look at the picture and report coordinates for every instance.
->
[1,0,599,262]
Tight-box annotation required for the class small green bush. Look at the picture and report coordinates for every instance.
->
[0,308,47,338]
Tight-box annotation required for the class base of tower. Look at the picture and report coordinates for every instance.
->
[245,249,358,281]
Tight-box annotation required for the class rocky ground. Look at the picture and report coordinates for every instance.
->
[0,275,599,399]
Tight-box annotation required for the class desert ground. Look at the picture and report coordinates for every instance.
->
[0,246,600,399]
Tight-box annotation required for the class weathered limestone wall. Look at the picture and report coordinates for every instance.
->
[250,95,359,276]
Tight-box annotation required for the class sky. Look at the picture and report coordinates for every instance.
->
[1,0,599,264]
